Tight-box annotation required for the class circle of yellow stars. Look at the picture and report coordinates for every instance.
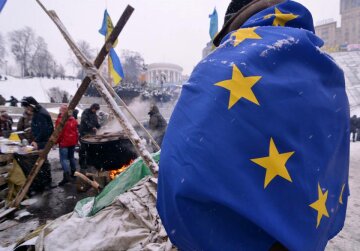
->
[213,8,347,228]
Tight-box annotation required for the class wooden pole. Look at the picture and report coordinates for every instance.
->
[10,3,134,208]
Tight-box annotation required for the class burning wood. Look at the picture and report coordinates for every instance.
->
[109,160,134,180]
[74,172,102,191]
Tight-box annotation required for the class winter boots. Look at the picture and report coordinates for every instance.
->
[71,167,76,178]
[58,172,71,186]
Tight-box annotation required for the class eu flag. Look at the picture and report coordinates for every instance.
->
[157,1,350,250]
[99,9,124,85]
[0,0,7,12]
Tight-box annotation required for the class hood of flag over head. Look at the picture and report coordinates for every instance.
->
[157,1,350,250]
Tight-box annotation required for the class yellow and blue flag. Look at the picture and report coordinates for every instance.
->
[0,0,7,12]
[209,8,218,40]
[157,1,349,250]
[99,9,124,85]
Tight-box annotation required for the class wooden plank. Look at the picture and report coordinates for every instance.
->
[0,208,16,220]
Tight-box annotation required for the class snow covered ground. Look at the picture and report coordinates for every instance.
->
[0,76,80,102]
[327,142,360,250]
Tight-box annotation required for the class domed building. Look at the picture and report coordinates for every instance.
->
[145,63,183,87]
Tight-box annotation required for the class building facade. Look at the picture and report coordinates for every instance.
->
[315,0,360,50]
[145,63,183,86]
[314,21,339,48]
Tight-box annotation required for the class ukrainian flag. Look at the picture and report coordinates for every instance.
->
[99,9,124,85]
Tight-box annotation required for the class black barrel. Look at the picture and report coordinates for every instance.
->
[80,133,138,171]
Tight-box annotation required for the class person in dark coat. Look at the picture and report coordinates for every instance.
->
[21,96,54,150]
[350,115,357,142]
[148,104,167,147]
[0,95,6,106]
[79,103,100,169]
[17,110,33,142]
[356,116,360,141]
[7,96,18,107]
[79,103,101,137]
[20,96,54,190]
[0,111,13,138]
[73,109,79,120]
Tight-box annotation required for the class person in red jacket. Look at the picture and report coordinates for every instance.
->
[56,104,79,186]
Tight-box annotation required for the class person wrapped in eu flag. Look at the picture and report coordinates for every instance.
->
[157,0,350,250]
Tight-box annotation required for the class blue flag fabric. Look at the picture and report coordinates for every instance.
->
[209,8,218,40]
[99,9,110,37]
[157,1,350,250]
[0,0,7,12]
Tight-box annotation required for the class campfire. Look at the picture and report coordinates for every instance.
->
[109,160,134,180]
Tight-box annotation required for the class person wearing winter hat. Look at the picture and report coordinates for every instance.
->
[0,111,12,138]
[56,104,78,186]
[21,96,55,190]
[21,96,54,150]
[78,103,101,169]
[157,0,349,250]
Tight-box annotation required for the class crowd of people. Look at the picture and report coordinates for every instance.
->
[0,95,19,107]
[350,115,360,142]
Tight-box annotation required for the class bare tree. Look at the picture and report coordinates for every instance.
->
[55,64,66,79]
[31,36,55,77]
[121,50,145,85]
[9,26,36,77]
[68,40,95,79]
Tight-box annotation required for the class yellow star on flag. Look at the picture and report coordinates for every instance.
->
[339,184,345,205]
[231,27,262,47]
[309,183,329,228]
[264,7,298,27]
[251,138,295,188]
[214,65,261,109]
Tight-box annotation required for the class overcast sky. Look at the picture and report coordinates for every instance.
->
[0,0,340,75]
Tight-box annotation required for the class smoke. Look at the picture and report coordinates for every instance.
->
[127,97,153,123]
[95,96,178,137]
[96,118,121,135]
[96,97,152,135]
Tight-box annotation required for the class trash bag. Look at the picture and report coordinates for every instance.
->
[75,152,159,217]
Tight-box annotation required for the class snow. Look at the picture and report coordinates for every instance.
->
[77,198,95,218]
[350,106,360,116]
[260,37,299,57]
[0,76,80,102]
[327,142,360,250]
